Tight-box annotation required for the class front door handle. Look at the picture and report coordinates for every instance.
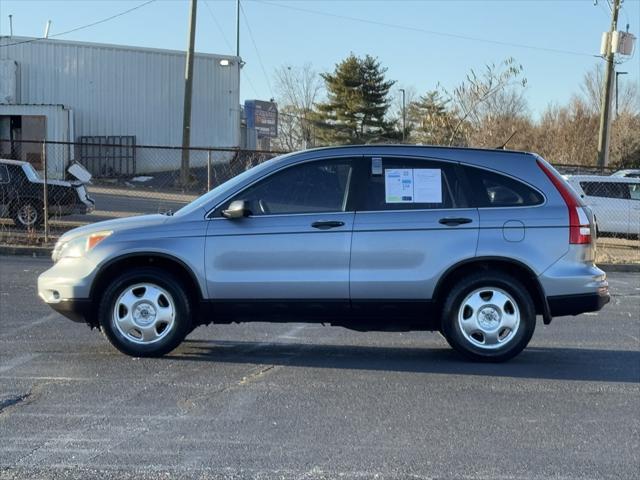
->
[439,217,473,226]
[311,220,345,230]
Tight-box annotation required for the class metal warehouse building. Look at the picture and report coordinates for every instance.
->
[0,36,240,177]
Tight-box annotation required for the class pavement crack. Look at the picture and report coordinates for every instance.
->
[0,391,31,414]
[238,364,277,386]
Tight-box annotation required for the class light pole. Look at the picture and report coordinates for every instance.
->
[399,88,406,143]
[615,71,628,117]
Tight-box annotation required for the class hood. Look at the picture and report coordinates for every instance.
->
[67,162,92,184]
[58,214,169,243]
[31,178,74,187]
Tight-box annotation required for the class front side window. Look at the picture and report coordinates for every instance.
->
[222,159,353,216]
[359,158,462,211]
[463,166,544,207]
[0,165,9,184]
[627,183,640,201]
[21,163,40,182]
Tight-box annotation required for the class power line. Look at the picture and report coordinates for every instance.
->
[240,2,274,98]
[200,0,260,98]
[0,0,157,48]
[202,0,235,53]
[257,0,598,58]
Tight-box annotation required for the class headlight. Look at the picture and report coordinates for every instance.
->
[52,231,112,262]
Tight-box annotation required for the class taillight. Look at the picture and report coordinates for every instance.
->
[536,159,591,244]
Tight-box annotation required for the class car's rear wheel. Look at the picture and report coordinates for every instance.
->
[441,272,536,362]
[98,268,192,357]
[13,200,43,228]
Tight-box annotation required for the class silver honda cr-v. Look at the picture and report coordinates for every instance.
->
[38,146,610,362]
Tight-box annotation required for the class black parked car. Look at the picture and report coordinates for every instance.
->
[0,159,95,228]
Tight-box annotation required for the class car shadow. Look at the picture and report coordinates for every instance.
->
[170,339,640,384]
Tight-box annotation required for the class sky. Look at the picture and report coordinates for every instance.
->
[1,0,639,117]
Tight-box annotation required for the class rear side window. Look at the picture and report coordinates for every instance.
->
[359,157,464,211]
[580,181,631,200]
[463,166,544,207]
[629,184,640,201]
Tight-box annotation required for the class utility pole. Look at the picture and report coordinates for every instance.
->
[180,0,197,186]
[236,0,240,57]
[236,0,242,149]
[615,71,628,117]
[399,88,406,143]
[596,0,620,169]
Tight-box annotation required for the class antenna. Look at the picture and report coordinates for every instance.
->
[496,131,518,150]
[8,15,13,36]
[44,20,52,38]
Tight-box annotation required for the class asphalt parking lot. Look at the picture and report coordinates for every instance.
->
[0,256,638,479]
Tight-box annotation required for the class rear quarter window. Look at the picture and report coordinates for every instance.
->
[462,166,544,207]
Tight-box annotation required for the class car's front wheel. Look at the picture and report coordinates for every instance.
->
[98,268,192,357]
[441,272,536,362]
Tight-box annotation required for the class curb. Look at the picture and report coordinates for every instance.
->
[0,246,638,271]
[0,245,52,258]
[599,263,640,272]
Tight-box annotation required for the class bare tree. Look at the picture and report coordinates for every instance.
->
[581,64,639,115]
[272,63,324,150]
[443,58,527,145]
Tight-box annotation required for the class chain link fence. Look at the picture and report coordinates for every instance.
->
[0,139,279,242]
[0,139,638,263]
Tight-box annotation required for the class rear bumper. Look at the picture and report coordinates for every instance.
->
[55,199,95,216]
[547,291,610,317]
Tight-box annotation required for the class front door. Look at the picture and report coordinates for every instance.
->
[204,157,357,315]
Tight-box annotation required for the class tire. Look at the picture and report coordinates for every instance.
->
[441,272,536,362]
[12,200,43,229]
[98,267,192,357]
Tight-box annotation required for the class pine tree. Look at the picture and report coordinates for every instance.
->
[314,54,396,144]
[408,90,460,145]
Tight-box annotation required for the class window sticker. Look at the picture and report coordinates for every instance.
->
[413,169,442,203]
[384,168,442,203]
[371,157,383,176]
[385,169,414,203]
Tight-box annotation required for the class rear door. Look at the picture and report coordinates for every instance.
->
[625,182,640,237]
[0,165,9,217]
[350,156,479,311]
[204,157,357,311]
[580,181,630,235]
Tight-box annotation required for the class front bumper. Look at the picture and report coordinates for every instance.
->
[48,299,94,323]
[547,290,610,317]
[38,256,98,324]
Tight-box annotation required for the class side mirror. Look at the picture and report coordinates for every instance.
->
[222,200,251,219]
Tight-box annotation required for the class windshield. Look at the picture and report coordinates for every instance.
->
[21,163,41,182]
[173,154,290,217]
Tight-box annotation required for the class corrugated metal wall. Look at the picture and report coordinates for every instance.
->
[0,37,241,173]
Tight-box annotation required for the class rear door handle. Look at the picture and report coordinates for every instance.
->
[439,217,473,226]
[311,220,345,230]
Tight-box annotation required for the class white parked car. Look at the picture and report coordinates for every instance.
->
[611,169,640,178]
[566,175,640,238]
